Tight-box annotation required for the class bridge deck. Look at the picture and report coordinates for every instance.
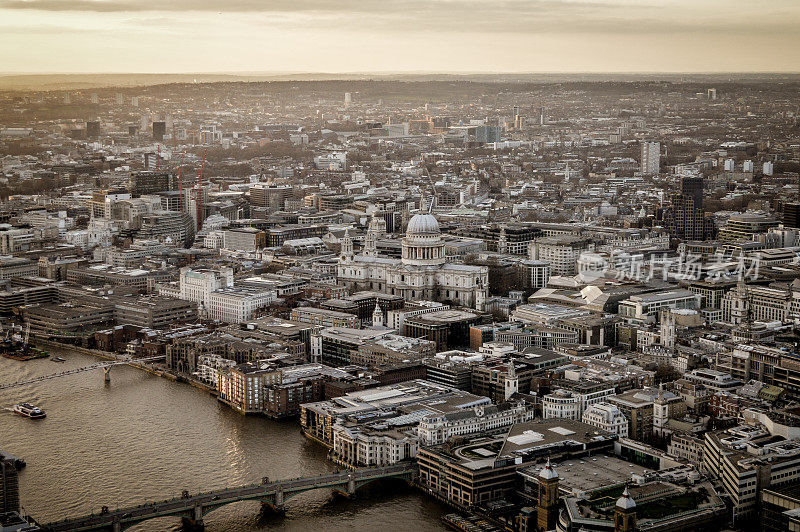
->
[0,356,165,391]
[44,463,415,531]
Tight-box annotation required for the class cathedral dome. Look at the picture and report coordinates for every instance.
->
[406,213,440,235]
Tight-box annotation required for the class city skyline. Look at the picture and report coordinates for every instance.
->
[4,4,800,531]
[1,0,800,74]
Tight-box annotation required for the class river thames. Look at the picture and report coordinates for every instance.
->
[0,348,448,531]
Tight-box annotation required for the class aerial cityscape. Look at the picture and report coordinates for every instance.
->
[2,2,800,532]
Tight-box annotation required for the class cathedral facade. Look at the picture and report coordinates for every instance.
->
[337,213,489,311]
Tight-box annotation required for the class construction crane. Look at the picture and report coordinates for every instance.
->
[196,149,207,230]
[176,150,185,212]
[421,161,438,214]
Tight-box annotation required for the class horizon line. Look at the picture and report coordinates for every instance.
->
[3,70,800,76]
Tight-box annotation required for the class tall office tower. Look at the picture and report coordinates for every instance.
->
[90,93,98,104]
[344,92,352,107]
[763,161,774,175]
[783,203,800,229]
[141,113,150,133]
[1,453,20,513]
[538,106,546,125]
[640,141,661,174]
[680,176,704,206]
[658,175,715,240]
[86,121,100,139]
[143,152,159,170]
[707,88,717,101]
[63,93,71,105]
[116,92,124,105]
[153,121,166,141]
[513,105,523,128]
[131,96,139,107]
[724,158,735,172]
[130,170,176,195]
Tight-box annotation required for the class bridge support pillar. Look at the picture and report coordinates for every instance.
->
[180,517,205,531]
[275,488,284,511]
[178,503,205,531]
[104,366,112,383]
[347,475,356,496]
[112,520,121,532]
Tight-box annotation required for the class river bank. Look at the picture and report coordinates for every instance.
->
[1,347,450,530]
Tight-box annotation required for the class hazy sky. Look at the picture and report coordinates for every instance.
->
[1,0,799,73]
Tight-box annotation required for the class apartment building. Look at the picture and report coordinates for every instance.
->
[217,361,282,414]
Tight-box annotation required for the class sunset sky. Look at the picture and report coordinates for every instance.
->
[1,0,799,73]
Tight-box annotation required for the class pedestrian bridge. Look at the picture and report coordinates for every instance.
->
[0,356,165,391]
[43,463,416,531]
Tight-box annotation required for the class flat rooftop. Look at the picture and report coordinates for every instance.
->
[499,419,615,458]
[522,454,650,494]
[409,309,479,324]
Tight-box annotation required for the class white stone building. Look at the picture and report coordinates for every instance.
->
[417,402,535,446]
[337,213,488,310]
[542,387,616,420]
[542,389,583,420]
[178,267,234,308]
[206,288,276,323]
[161,266,275,323]
[582,402,629,438]
[528,235,593,277]
[331,423,417,467]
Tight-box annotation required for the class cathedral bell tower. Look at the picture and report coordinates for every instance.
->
[364,217,381,257]
[340,228,354,262]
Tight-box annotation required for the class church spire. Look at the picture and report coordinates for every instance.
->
[505,357,519,400]
[372,303,384,327]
